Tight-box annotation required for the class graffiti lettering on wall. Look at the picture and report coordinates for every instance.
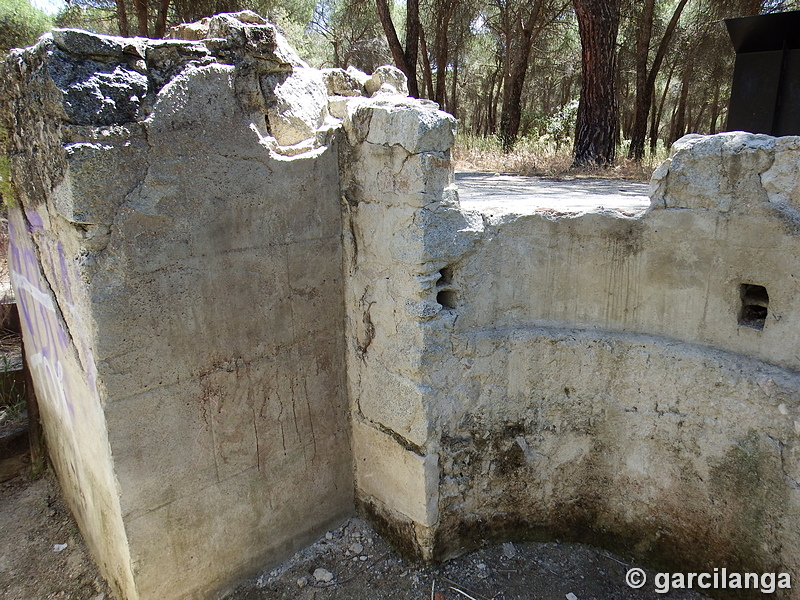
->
[9,208,75,422]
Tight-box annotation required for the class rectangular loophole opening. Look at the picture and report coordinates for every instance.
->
[436,266,457,310]
[437,290,457,309]
[739,283,769,330]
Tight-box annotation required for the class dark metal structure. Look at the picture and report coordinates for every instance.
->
[726,10,800,136]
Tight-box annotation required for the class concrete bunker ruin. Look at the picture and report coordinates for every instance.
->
[3,11,800,599]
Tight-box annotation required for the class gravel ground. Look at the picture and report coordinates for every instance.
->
[224,517,710,600]
[1,470,709,600]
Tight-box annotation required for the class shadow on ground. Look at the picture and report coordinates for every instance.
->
[1,470,710,600]
[224,518,709,600]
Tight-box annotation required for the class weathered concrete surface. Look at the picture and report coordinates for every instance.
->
[338,91,460,559]
[424,133,800,597]
[1,15,352,600]
[6,15,800,600]
[341,130,800,598]
[432,329,800,571]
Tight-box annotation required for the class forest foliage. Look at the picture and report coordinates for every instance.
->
[6,0,800,171]
[0,0,52,51]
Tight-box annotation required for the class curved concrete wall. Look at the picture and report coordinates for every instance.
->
[345,131,800,598]
[433,328,800,575]
[431,134,800,591]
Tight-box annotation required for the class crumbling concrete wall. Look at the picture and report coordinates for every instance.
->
[1,13,352,599]
[6,13,800,600]
[337,93,466,559]
[360,131,800,591]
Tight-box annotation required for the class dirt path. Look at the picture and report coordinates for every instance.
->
[454,172,651,217]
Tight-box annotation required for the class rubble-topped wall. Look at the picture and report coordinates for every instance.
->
[411,133,800,595]
[0,11,368,600]
[6,12,800,600]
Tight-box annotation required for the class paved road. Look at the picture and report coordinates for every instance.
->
[455,171,651,217]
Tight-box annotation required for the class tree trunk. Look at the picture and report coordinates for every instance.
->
[473,95,483,135]
[709,84,721,133]
[499,28,537,151]
[450,54,459,119]
[482,71,496,136]
[670,59,692,144]
[628,0,689,161]
[376,0,421,97]
[332,40,341,69]
[543,79,553,116]
[487,85,495,135]
[498,0,563,151]
[560,74,574,107]
[692,102,707,131]
[376,0,409,78]
[615,40,627,142]
[434,29,449,109]
[627,0,655,160]
[650,61,675,152]
[490,66,503,134]
[572,0,621,167]
[115,0,129,37]
[404,0,421,97]
[433,0,459,108]
[133,0,148,37]
[155,0,171,38]
[419,26,435,99]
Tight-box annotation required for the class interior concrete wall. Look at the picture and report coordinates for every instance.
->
[340,118,800,597]
[417,133,800,595]
[450,133,800,371]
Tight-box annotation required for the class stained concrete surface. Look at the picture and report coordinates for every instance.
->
[6,19,800,600]
[455,172,651,216]
[3,22,354,599]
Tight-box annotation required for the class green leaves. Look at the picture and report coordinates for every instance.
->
[0,0,53,52]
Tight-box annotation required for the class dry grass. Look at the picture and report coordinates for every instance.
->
[453,132,670,182]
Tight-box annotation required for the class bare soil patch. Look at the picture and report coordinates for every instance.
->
[0,471,111,600]
[223,517,709,600]
[0,470,711,600]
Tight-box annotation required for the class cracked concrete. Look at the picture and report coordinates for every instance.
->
[343,122,800,599]
[5,13,800,600]
[2,14,353,600]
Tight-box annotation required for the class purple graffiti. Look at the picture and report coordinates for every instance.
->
[9,209,76,421]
